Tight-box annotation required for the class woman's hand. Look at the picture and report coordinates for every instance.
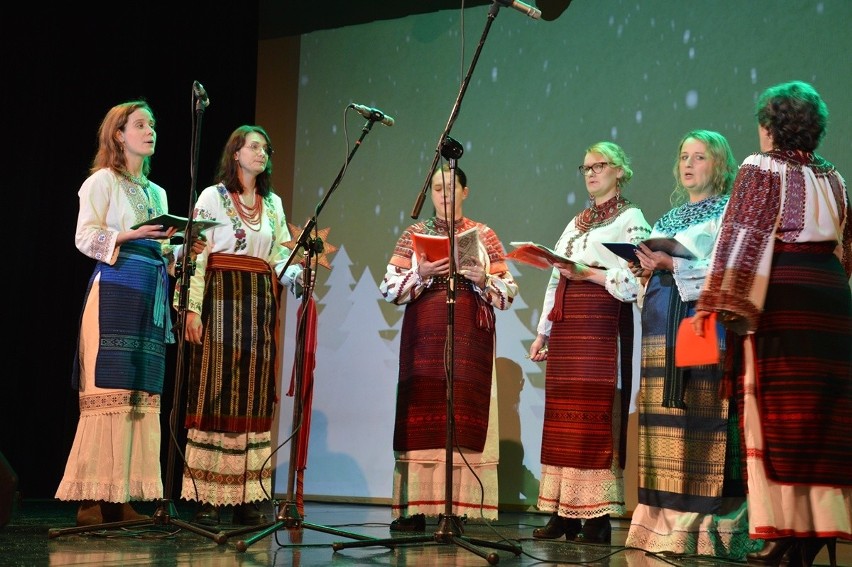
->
[635,243,673,272]
[297,267,316,289]
[691,309,711,337]
[417,254,450,279]
[190,236,207,255]
[118,224,176,245]
[137,224,176,240]
[184,311,203,345]
[528,334,549,362]
[628,261,648,281]
[554,261,590,280]
[459,257,487,289]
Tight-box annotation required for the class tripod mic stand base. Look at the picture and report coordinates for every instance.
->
[47,498,223,542]
[435,512,465,539]
[228,499,383,552]
[47,516,152,538]
[332,514,522,565]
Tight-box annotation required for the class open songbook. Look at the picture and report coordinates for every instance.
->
[602,237,697,262]
[131,213,223,235]
[505,241,575,270]
[411,225,480,267]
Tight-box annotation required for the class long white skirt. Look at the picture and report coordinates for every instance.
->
[55,274,163,502]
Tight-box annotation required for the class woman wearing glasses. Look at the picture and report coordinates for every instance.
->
[528,141,650,543]
[179,125,307,527]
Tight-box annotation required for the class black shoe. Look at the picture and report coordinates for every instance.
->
[746,538,796,566]
[532,513,582,540]
[796,537,837,567]
[232,502,267,526]
[192,503,220,527]
[577,514,611,544]
[390,513,426,532]
[564,518,582,540]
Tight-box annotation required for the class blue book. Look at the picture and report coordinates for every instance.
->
[602,238,696,262]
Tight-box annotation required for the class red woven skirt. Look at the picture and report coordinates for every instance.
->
[393,279,495,452]
[541,279,634,469]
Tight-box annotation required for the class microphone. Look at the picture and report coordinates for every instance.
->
[349,103,394,127]
[536,0,573,21]
[193,80,210,108]
[494,0,542,19]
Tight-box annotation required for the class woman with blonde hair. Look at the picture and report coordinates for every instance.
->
[529,141,651,543]
[626,130,757,559]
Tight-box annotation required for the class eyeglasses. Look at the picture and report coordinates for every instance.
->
[578,161,612,176]
[244,142,273,156]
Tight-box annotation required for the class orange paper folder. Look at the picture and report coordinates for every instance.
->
[505,241,574,270]
[675,312,719,367]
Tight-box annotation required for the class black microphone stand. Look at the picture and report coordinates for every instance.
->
[225,116,387,552]
[332,3,522,564]
[49,86,221,541]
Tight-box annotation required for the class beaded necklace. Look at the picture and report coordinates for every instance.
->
[232,191,263,230]
[575,193,629,233]
[121,170,153,216]
[121,170,149,189]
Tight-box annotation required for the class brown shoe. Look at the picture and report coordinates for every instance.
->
[76,500,103,526]
[100,501,149,523]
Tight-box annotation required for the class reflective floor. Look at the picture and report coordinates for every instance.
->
[1,499,847,566]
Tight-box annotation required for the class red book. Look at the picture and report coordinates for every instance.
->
[411,226,480,267]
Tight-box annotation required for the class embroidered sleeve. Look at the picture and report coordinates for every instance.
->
[380,262,430,305]
[380,223,430,305]
[75,170,120,265]
[697,156,781,332]
[603,208,651,302]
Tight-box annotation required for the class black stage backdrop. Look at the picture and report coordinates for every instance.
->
[6,1,852,505]
[3,5,260,499]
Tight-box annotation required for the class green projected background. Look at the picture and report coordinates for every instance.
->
[271,1,852,507]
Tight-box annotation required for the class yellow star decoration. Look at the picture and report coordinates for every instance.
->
[282,221,338,270]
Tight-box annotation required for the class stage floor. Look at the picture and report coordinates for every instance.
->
[1,498,847,566]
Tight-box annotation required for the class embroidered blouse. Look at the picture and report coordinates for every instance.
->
[697,150,852,333]
[380,216,518,310]
[536,195,651,337]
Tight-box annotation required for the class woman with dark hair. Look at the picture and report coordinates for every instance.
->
[693,81,852,566]
[625,130,757,559]
[180,125,306,527]
[528,141,651,543]
[380,163,518,531]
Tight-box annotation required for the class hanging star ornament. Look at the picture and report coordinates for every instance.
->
[282,221,338,270]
